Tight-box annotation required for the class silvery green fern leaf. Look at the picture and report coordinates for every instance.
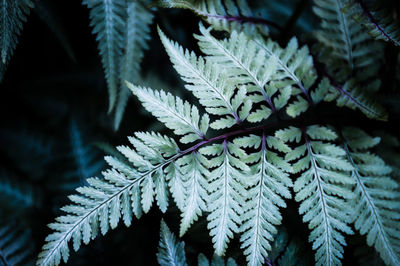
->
[195,24,280,122]
[156,220,238,266]
[234,134,293,266]
[176,152,209,236]
[198,254,238,266]
[157,219,188,266]
[324,78,388,121]
[341,127,400,266]
[127,84,209,144]
[0,0,34,81]
[200,141,249,255]
[253,35,317,118]
[344,0,400,47]
[158,27,251,129]
[313,0,383,83]
[277,125,354,266]
[37,132,180,266]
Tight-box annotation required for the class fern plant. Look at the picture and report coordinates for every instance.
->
[30,0,400,265]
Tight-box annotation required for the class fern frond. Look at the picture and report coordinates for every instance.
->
[158,0,268,36]
[313,0,383,82]
[127,84,209,144]
[341,127,400,265]
[0,0,34,80]
[157,219,188,266]
[234,134,292,266]
[83,0,126,113]
[158,27,251,129]
[200,141,249,255]
[176,152,209,236]
[345,0,400,47]
[324,79,388,120]
[0,221,34,266]
[195,24,281,122]
[277,125,354,265]
[253,36,317,117]
[37,132,180,266]
[198,254,238,266]
[114,0,153,130]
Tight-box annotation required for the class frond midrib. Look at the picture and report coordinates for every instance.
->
[306,140,332,266]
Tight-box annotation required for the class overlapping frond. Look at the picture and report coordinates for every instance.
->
[159,27,251,129]
[324,79,388,120]
[195,24,281,122]
[127,84,209,144]
[233,134,292,266]
[115,0,154,130]
[199,141,249,255]
[37,132,180,266]
[176,152,209,236]
[342,127,400,265]
[313,0,387,120]
[198,254,237,266]
[276,126,354,265]
[344,0,400,46]
[313,0,383,82]
[156,220,238,266]
[158,0,268,36]
[157,219,188,266]
[83,0,127,113]
[253,36,317,118]
[83,0,153,128]
[0,0,34,81]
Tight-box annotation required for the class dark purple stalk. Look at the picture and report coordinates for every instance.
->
[354,0,396,44]
[322,69,384,119]
[178,116,315,157]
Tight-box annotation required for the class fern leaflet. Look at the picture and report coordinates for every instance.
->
[277,126,354,265]
[158,27,251,129]
[341,127,400,265]
[234,134,293,266]
[157,219,188,266]
[345,0,400,46]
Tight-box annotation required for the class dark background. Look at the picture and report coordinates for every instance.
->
[0,0,398,265]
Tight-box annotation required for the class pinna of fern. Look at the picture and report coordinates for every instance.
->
[343,0,400,47]
[312,0,388,121]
